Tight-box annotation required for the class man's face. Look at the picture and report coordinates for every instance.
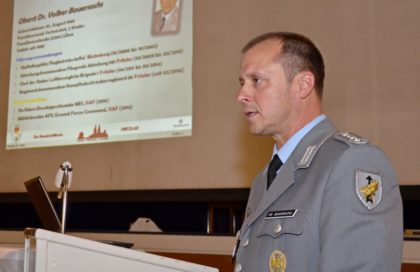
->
[160,0,177,14]
[237,40,298,141]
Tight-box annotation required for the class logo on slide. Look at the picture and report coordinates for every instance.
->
[12,123,22,142]
[78,125,109,141]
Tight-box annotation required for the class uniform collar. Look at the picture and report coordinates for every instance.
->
[273,114,326,165]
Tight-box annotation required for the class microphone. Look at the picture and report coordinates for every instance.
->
[55,161,73,199]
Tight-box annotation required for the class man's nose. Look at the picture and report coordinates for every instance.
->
[236,84,251,103]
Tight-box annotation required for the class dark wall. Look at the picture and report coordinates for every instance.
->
[0,188,248,234]
[0,186,419,235]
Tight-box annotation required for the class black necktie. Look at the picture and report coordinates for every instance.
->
[160,17,166,31]
[267,154,282,189]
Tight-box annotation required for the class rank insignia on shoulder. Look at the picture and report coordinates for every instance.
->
[335,131,368,144]
[269,250,287,272]
[355,171,382,209]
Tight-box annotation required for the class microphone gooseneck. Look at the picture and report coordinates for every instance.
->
[54,161,73,234]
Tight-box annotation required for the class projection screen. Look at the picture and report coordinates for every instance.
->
[7,0,192,150]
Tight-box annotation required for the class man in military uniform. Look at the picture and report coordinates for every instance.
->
[152,0,180,34]
[234,32,403,271]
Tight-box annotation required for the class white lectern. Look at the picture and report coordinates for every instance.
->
[23,228,218,272]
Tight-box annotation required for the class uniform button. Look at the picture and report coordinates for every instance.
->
[235,263,242,272]
[242,239,249,247]
[274,224,282,234]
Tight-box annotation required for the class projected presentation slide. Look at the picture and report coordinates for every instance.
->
[7,0,192,149]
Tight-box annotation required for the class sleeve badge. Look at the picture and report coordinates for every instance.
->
[355,171,382,209]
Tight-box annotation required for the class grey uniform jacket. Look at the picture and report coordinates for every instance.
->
[234,118,403,272]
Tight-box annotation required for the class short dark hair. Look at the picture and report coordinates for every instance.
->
[242,32,325,98]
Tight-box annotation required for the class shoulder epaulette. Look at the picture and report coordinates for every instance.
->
[334,131,369,145]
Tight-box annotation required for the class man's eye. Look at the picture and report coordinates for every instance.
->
[252,77,262,85]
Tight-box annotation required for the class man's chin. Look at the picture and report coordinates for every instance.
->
[248,126,264,136]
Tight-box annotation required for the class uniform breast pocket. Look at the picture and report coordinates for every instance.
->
[256,211,306,239]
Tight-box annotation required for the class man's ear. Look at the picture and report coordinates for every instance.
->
[295,71,315,99]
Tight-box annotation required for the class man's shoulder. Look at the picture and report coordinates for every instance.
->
[298,130,374,168]
[154,10,163,16]
[325,131,393,171]
[324,131,384,158]
[329,131,389,158]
